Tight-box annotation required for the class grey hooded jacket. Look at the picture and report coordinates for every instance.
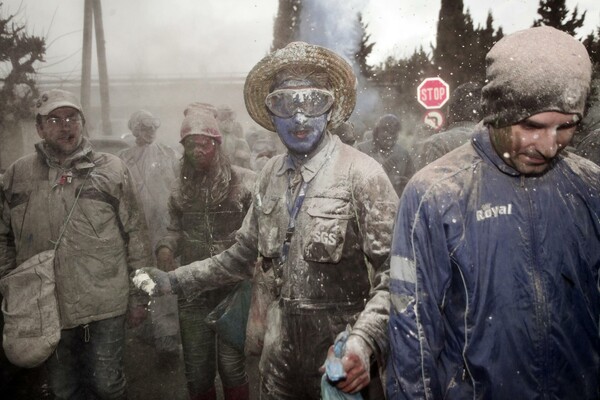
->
[0,139,153,329]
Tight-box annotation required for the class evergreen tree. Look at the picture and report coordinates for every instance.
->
[469,12,504,83]
[532,0,586,36]
[355,13,374,79]
[271,0,302,51]
[434,0,468,88]
[583,26,600,68]
[374,47,435,117]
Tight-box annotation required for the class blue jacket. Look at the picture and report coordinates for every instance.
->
[387,126,600,399]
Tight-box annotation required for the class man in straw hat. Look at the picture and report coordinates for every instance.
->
[387,27,600,398]
[135,42,398,399]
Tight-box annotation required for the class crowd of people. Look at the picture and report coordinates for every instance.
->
[0,25,599,400]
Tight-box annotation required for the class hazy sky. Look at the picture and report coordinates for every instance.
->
[3,0,599,80]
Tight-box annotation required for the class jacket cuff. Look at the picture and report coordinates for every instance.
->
[167,271,182,296]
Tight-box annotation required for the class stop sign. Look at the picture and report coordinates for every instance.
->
[417,77,450,109]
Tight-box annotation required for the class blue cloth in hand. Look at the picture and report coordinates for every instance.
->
[321,326,363,400]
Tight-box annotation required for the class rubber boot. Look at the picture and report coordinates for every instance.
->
[189,386,216,400]
[223,382,250,400]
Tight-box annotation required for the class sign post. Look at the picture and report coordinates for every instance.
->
[417,77,450,131]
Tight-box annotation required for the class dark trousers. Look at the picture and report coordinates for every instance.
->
[46,315,127,400]
[179,297,247,396]
[259,302,384,400]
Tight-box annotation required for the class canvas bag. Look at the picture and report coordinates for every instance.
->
[0,250,60,368]
[0,169,90,368]
[244,257,278,356]
[205,280,252,353]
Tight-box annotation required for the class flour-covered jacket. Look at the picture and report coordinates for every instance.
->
[387,126,600,399]
[172,133,398,359]
[0,139,153,329]
[118,142,180,248]
[156,165,256,302]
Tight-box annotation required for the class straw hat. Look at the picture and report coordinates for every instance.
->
[244,41,357,132]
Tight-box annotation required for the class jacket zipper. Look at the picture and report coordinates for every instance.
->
[524,177,550,397]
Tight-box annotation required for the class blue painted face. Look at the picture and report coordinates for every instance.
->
[268,79,332,156]
[272,111,329,156]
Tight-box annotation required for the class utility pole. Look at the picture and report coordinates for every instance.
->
[81,0,92,117]
[80,0,112,136]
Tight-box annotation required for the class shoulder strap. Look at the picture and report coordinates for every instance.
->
[51,168,92,251]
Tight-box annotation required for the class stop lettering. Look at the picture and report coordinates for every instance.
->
[417,78,450,109]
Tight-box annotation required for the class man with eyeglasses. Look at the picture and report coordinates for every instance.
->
[0,89,153,399]
[134,42,398,399]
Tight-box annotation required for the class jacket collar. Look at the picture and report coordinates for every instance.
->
[35,137,95,170]
[471,125,521,177]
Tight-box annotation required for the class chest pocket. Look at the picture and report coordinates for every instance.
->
[303,197,352,264]
[257,196,283,258]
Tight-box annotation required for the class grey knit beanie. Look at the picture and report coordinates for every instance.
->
[482,26,592,128]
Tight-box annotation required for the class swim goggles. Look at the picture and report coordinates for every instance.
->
[265,88,334,118]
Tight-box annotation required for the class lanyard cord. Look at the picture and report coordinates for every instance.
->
[280,180,308,266]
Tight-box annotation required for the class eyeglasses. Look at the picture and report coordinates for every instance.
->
[265,88,334,118]
[45,116,82,128]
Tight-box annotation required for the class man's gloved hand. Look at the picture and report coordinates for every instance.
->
[132,267,175,297]
[335,335,372,394]
[156,247,176,272]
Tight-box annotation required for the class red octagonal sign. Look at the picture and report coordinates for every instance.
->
[417,77,450,109]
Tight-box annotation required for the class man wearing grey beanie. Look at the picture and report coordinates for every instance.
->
[387,26,600,399]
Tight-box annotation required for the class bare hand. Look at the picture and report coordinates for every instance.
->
[319,335,372,394]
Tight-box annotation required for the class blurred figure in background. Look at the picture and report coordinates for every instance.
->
[118,110,180,247]
[118,109,181,365]
[331,121,358,147]
[217,104,251,169]
[155,106,255,400]
[413,82,483,170]
[246,127,283,172]
[358,114,415,196]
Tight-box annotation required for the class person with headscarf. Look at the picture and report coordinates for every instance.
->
[154,106,256,400]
